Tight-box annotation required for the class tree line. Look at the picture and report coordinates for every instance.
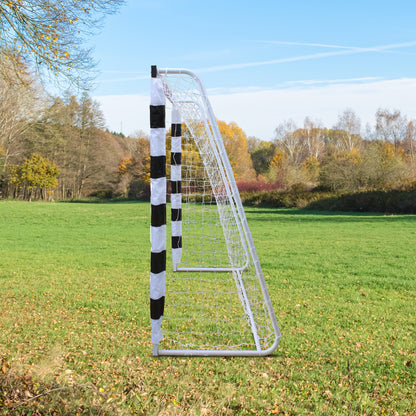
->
[1,67,415,201]
[1,1,414,205]
[248,109,416,194]
[0,0,131,201]
[0,63,149,200]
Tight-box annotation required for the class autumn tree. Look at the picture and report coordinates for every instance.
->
[274,119,304,165]
[272,118,324,187]
[301,117,325,160]
[330,109,363,153]
[28,94,79,198]
[249,138,276,176]
[247,136,261,154]
[217,120,256,181]
[296,118,324,183]
[319,139,408,192]
[364,141,406,189]
[116,131,150,199]
[26,92,120,199]
[0,63,43,191]
[319,149,363,192]
[375,109,407,154]
[0,0,124,87]
[403,121,416,179]
[8,153,59,200]
[74,92,106,197]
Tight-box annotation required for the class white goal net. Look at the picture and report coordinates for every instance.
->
[150,67,280,356]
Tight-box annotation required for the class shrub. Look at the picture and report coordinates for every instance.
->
[236,178,284,193]
[89,189,114,199]
[239,185,416,214]
[305,189,416,214]
[128,180,150,200]
[240,188,332,209]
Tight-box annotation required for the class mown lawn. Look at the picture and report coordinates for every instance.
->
[0,201,415,415]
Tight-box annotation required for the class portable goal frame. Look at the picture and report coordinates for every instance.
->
[150,66,281,356]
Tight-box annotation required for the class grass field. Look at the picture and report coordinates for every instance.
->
[0,200,415,415]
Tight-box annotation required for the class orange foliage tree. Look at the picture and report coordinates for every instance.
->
[217,120,256,181]
[116,136,150,199]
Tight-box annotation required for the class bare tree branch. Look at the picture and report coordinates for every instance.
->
[0,0,125,89]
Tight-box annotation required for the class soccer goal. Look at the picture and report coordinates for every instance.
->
[150,65,281,356]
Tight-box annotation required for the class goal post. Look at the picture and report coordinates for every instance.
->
[150,65,281,356]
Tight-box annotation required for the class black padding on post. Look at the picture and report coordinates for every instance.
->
[151,204,166,227]
[171,181,181,194]
[150,297,165,320]
[172,236,182,249]
[150,156,166,179]
[171,208,182,222]
[170,152,181,166]
[151,65,158,78]
[151,251,166,275]
[150,105,166,128]
[171,123,182,137]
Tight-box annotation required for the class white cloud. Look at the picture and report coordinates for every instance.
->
[258,40,369,50]
[257,40,416,55]
[96,94,149,136]
[95,77,416,140]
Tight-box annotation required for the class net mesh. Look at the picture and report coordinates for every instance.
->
[159,70,276,351]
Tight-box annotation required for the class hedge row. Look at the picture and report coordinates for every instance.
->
[239,188,416,214]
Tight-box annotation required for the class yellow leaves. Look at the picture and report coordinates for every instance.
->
[1,362,8,374]
[380,141,404,161]
[302,155,320,169]
[270,405,280,414]
[270,151,285,170]
[8,153,60,194]
[348,147,361,165]
[302,155,320,179]
[117,157,133,176]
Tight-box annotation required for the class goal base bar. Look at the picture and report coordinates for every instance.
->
[153,338,281,357]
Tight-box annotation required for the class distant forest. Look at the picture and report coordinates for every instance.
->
[1,66,416,209]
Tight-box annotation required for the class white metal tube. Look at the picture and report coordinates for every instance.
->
[234,270,261,351]
[176,266,248,273]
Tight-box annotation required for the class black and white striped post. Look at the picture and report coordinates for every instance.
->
[170,106,182,269]
[150,65,166,355]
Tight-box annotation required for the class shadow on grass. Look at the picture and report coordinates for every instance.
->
[58,198,149,205]
[244,207,416,224]
[244,189,416,220]
[305,189,416,215]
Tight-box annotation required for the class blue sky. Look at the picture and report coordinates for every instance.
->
[92,0,416,139]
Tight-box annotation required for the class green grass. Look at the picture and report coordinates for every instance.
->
[0,201,415,415]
